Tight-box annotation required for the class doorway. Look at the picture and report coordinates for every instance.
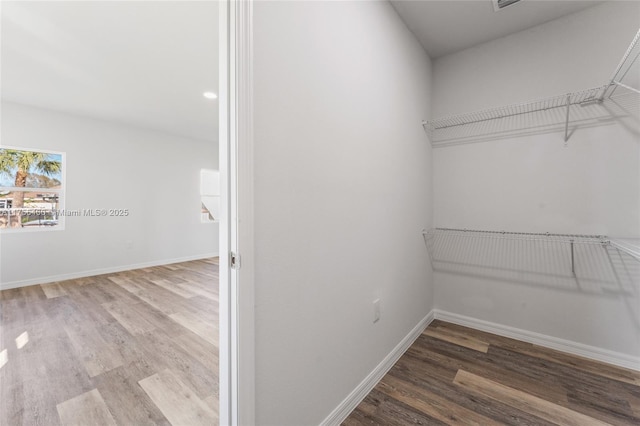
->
[0,1,228,424]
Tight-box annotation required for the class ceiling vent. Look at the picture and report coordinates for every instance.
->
[493,0,522,12]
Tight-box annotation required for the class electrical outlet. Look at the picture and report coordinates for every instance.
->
[373,299,380,323]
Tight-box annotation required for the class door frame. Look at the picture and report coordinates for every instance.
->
[219,1,255,425]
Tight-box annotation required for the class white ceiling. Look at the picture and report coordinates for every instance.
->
[391,0,606,58]
[1,0,608,139]
[1,1,218,142]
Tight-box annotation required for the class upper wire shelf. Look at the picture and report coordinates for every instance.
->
[610,238,640,262]
[423,86,603,138]
[424,28,640,145]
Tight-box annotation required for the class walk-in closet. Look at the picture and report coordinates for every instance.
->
[248,2,640,424]
[425,14,640,366]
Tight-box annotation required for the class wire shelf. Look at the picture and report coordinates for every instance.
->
[424,86,603,134]
[423,28,640,145]
[423,228,608,244]
[422,228,639,296]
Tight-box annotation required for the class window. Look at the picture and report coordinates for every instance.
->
[200,169,219,223]
[0,147,65,231]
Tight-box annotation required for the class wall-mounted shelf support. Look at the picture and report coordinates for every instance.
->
[613,80,640,96]
[564,94,571,145]
[570,239,575,275]
[609,238,640,261]
[599,29,640,101]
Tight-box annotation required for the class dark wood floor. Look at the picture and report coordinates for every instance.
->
[0,258,219,426]
[344,320,640,426]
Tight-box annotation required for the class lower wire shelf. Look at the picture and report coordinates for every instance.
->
[423,228,639,295]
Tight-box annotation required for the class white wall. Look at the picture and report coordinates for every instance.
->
[0,102,219,288]
[432,2,640,117]
[253,1,432,424]
[431,2,640,358]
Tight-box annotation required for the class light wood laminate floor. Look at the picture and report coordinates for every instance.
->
[344,320,640,425]
[0,258,219,426]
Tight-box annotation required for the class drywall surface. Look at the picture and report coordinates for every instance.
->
[433,125,639,236]
[431,1,640,358]
[432,1,640,117]
[0,102,219,287]
[253,1,432,424]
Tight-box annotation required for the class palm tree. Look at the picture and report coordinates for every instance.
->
[0,149,62,227]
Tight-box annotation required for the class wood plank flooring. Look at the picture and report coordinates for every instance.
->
[0,258,218,426]
[344,320,640,426]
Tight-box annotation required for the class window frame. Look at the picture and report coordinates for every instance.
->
[0,146,66,233]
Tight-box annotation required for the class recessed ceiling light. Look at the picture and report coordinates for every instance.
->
[203,91,218,100]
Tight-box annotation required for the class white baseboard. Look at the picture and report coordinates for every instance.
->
[321,308,639,426]
[320,311,435,426]
[433,309,640,372]
[0,252,219,290]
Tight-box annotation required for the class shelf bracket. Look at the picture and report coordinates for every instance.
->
[613,80,640,96]
[564,94,571,145]
[570,239,575,275]
[598,29,640,101]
